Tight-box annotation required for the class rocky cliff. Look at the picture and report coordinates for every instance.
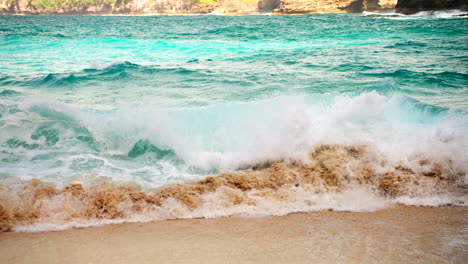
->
[272,0,397,14]
[395,0,468,14]
[0,0,397,15]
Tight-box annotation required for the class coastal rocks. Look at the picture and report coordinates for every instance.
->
[395,0,468,14]
[211,0,259,15]
[0,0,198,15]
[273,0,353,14]
[379,0,398,9]
[272,0,397,14]
[258,0,281,12]
[0,0,258,15]
[0,0,397,15]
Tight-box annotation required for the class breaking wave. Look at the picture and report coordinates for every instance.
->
[1,90,468,232]
[1,144,466,232]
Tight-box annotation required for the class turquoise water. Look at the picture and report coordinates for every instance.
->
[0,14,467,225]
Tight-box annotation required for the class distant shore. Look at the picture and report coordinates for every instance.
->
[3,0,468,18]
[0,206,466,264]
[0,10,392,17]
[0,0,398,16]
[2,0,467,16]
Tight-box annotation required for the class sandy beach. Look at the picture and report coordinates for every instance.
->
[0,206,466,264]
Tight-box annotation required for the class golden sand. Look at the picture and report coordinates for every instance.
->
[0,206,466,264]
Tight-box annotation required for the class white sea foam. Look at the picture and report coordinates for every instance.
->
[2,92,467,182]
[412,9,468,18]
[88,60,127,70]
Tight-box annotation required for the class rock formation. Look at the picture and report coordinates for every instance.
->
[0,0,398,15]
[258,0,281,12]
[273,0,397,14]
[395,0,468,15]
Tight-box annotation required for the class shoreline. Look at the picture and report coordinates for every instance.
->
[0,11,388,16]
[1,206,466,263]
[2,9,467,16]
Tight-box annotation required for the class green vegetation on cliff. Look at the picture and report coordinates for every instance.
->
[27,0,252,10]
[30,0,130,10]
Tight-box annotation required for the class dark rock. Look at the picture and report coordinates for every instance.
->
[396,0,468,15]
[258,0,280,12]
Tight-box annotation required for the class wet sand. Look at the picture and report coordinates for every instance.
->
[0,206,466,264]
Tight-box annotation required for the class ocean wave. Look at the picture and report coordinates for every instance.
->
[0,61,213,89]
[359,69,467,79]
[0,89,22,96]
[1,92,467,177]
[1,91,467,232]
[358,69,467,89]
[0,144,466,232]
[383,40,428,48]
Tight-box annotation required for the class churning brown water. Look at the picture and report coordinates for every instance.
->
[1,144,466,232]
